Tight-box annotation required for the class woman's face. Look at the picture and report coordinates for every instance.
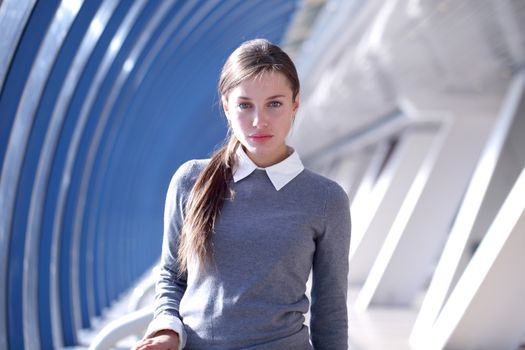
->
[222,71,299,168]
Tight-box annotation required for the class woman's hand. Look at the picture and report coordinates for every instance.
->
[132,329,180,350]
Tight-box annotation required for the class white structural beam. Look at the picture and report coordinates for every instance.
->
[425,165,525,350]
[349,141,391,208]
[349,126,439,285]
[88,306,152,350]
[410,73,525,347]
[340,150,377,204]
[354,113,494,309]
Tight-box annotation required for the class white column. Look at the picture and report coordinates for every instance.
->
[410,73,525,348]
[354,114,494,309]
[425,165,525,350]
[349,141,391,209]
[349,126,439,285]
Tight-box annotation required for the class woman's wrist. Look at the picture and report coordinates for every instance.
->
[153,329,179,339]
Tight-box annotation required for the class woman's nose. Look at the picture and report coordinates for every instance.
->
[252,110,268,128]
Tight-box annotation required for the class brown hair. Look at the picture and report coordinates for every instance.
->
[177,39,300,274]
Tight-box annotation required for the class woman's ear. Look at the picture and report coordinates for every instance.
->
[293,95,300,114]
[222,96,230,118]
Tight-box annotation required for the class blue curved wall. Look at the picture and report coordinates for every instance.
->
[0,1,299,348]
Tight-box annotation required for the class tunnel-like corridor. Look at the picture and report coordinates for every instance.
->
[1,1,525,349]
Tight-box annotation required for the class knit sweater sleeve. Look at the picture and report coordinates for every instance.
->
[310,182,351,350]
[144,161,196,348]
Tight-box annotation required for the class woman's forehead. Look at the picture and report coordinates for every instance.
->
[229,72,292,98]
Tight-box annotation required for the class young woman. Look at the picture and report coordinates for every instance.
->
[134,39,351,350]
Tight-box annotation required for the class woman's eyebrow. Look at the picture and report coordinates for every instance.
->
[236,94,286,100]
[266,94,286,100]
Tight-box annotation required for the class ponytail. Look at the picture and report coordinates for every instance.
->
[177,134,240,274]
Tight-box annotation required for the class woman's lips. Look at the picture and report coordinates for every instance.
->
[249,134,273,142]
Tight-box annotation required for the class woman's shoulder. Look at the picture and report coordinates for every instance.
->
[176,158,210,175]
[169,158,210,190]
[299,168,348,197]
[299,169,350,223]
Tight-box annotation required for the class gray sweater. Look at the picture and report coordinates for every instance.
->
[153,159,351,349]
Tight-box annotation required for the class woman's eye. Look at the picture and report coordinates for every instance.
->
[238,102,251,109]
[269,101,282,108]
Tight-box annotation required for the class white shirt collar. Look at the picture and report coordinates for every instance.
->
[233,146,304,191]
